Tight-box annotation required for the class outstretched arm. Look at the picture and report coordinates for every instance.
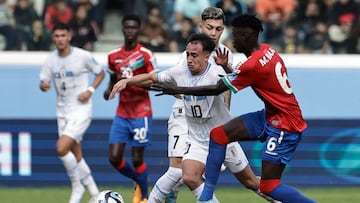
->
[152,79,229,96]
[108,72,158,99]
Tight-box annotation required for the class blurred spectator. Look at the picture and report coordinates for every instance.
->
[13,0,39,49]
[327,0,359,53]
[25,17,51,50]
[133,0,167,21]
[321,0,336,21]
[138,5,169,52]
[69,3,97,51]
[71,0,104,33]
[168,17,196,52]
[215,0,247,26]
[0,0,18,50]
[173,0,210,31]
[328,0,359,25]
[305,20,332,54]
[255,0,296,44]
[276,24,304,53]
[244,0,256,12]
[106,0,133,16]
[44,0,73,31]
[295,0,325,44]
[31,0,46,17]
[346,19,360,53]
[328,15,354,53]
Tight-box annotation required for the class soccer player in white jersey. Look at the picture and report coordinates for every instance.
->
[39,23,104,203]
[109,33,279,203]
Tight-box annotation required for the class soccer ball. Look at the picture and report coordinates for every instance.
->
[97,190,125,203]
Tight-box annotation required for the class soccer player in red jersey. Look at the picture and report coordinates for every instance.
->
[103,14,158,203]
[151,14,317,203]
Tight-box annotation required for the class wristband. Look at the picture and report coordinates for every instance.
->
[87,86,95,93]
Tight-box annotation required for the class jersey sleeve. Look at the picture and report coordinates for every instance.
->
[143,49,158,73]
[85,51,103,75]
[157,64,183,83]
[107,53,116,75]
[148,54,158,73]
[222,57,256,93]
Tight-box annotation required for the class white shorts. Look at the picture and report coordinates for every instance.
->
[57,115,91,143]
[183,140,248,173]
[167,105,188,157]
[224,142,249,173]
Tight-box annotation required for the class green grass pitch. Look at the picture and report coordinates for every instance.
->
[0,186,359,203]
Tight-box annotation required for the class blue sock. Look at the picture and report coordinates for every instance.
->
[135,164,149,199]
[117,160,136,180]
[198,139,226,201]
[269,183,317,203]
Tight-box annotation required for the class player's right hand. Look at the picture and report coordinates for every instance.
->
[40,81,51,92]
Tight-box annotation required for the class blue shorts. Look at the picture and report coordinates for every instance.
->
[241,109,302,165]
[109,115,152,147]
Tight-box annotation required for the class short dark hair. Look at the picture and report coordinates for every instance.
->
[122,14,141,26]
[201,7,225,22]
[52,23,70,32]
[231,14,264,33]
[186,33,215,53]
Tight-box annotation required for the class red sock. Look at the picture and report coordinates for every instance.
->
[210,126,230,146]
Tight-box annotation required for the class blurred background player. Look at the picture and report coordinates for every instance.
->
[103,14,158,203]
[39,23,104,203]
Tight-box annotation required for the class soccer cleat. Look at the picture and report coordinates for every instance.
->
[133,183,142,203]
[164,190,177,203]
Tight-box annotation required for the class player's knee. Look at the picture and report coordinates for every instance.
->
[260,179,280,195]
[210,126,230,146]
[56,143,69,157]
[182,176,196,189]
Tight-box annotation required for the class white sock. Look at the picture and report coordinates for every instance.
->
[192,183,220,203]
[78,158,99,196]
[60,152,81,188]
[60,152,84,203]
[171,177,183,195]
[148,167,182,202]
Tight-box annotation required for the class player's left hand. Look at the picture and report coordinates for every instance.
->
[150,82,179,96]
[214,47,229,69]
[108,78,129,99]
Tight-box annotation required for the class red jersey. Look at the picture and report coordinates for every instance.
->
[108,44,157,118]
[223,44,307,132]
